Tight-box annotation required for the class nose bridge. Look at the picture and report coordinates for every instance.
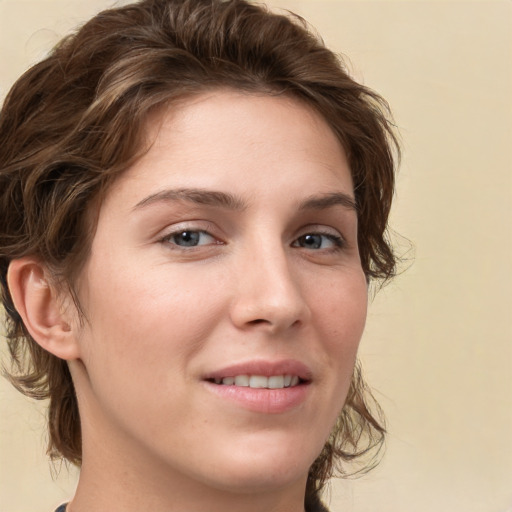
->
[230,232,310,331]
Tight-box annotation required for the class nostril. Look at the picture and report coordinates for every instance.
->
[246,318,302,329]
[248,319,268,325]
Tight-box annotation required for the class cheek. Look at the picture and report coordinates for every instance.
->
[309,271,368,387]
[78,260,227,378]
[312,269,367,340]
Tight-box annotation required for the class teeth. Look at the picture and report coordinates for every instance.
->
[215,374,300,389]
[249,375,268,388]
[268,375,284,389]
[234,375,249,387]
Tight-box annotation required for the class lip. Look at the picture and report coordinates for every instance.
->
[202,359,312,414]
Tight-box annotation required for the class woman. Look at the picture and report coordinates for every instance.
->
[0,0,399,511]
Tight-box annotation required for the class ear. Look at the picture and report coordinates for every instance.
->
[7,258,80,360]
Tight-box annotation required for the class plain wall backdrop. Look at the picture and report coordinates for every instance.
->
[1,1,511,511]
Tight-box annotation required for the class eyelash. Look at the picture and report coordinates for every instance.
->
[160,229,219,248]
[292,232,346,251]
[160,227,346,254]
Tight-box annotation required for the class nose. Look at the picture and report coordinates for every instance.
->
[229,242,311,334]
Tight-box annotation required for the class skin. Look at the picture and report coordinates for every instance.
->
[13,90,368,512]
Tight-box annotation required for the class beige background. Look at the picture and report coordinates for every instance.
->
[1,0,511,511]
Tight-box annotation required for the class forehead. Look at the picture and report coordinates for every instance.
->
[107,90,352,203]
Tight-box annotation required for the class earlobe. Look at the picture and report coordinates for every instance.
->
[7,258,80,360]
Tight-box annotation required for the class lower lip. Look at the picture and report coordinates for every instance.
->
[203,381,310,414]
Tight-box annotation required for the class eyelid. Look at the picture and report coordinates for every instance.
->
[159,220,214,235]
[295,224,345,239]
[158,221,222,245]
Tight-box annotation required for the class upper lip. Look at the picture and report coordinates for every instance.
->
[203,359,313,381]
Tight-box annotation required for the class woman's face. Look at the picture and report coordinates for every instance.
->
[71,90,368,496]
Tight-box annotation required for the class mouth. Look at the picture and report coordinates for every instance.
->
[202,360,312,413]
[206,374,305,389]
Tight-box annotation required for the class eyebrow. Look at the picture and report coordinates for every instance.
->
[298,192,358,212]
[133,188,247,211]
[133,188,357,213]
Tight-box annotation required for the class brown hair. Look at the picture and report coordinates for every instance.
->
[0,0,398,506]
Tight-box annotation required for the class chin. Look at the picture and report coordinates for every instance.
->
[194,433,322,494]
[205,463,309,495]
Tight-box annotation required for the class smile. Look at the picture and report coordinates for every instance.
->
[209,375,302,389]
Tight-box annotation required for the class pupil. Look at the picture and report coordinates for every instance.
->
[178,231,199,246]
[303,234,321,249]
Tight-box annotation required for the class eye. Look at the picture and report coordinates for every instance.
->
[163,230,217,248]
[293,233,344,250]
